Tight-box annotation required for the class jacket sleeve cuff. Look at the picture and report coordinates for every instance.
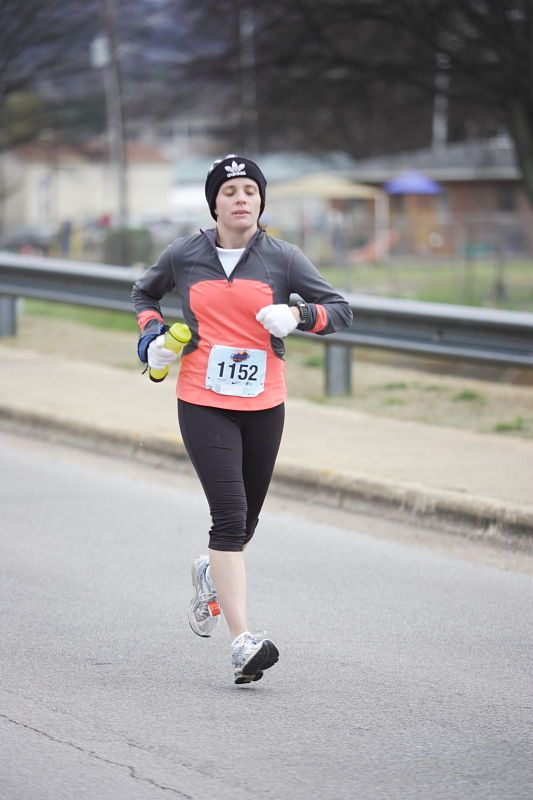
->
[296,303,317,332]
[296,303,329,334]
[137,321,168,363]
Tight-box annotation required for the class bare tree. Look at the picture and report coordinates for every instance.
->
[297,0,533,203]
[174,0,533,203]
[2,0,532,204]
[0,0,101,150]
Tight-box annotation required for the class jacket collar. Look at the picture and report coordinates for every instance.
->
[201,227,263,252]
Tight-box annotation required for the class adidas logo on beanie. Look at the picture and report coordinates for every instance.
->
[205,154,267,220]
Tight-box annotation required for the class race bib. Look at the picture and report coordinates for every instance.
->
[205,345,266,397]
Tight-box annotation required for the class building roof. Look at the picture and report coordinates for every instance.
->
[14,141,169,164]
[173,140,521,188]
[269,172,382,200]
[349,137,519,183]
[173,151,356,185]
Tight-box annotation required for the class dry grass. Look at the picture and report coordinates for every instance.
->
[4,313,533,439]
[284,339,533,439]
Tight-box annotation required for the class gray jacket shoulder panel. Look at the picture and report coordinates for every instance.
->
[131,228,352,337]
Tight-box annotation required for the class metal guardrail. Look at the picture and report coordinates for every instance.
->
[1,251,533,395]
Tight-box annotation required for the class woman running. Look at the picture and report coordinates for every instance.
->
[132,154,352,684]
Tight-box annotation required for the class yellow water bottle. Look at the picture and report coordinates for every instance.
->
[149,322,192,383]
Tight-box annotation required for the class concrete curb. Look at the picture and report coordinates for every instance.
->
[271,462,533,543]
[2,404,532,544]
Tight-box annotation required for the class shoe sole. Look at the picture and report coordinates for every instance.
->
[234,640,279,684]
[188,558,219,638]
[234,670,264,685]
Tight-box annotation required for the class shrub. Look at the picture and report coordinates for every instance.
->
[104,227,154,266]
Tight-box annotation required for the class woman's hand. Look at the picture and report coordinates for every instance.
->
[256,304,299,338]
[147,335,179,369]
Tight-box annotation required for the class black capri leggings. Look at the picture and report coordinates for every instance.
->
[178,400,285,552]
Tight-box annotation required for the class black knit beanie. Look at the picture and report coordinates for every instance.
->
[205,154,267,221]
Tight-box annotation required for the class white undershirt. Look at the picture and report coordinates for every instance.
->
[216,247,245,278]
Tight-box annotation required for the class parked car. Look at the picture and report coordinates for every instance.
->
[0,226,56,255]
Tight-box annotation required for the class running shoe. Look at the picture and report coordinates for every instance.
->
[188,555,221,637]
[231,631,279,684]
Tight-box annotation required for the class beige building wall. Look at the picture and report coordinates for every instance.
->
[127,163,172,222]
[1,149,172,231]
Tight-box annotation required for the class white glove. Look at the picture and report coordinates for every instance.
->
[147,335,179,369]
[256,304,298,338]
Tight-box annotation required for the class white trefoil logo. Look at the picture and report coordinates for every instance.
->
[225,160,246,178]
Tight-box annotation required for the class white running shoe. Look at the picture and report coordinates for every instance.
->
[231,631,279,684]
[188,555,221,637]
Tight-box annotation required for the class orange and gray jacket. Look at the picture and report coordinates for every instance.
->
[131,227,353,411]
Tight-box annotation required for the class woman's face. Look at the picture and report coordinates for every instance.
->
[214,178,261,234]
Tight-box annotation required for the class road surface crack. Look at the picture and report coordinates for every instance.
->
[0,713,192,797]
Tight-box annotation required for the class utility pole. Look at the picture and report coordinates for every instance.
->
[432,51,450,151]
[238,0,259,155]
[91,0,129,261]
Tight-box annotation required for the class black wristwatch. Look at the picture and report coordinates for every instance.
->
[297,302,309,325]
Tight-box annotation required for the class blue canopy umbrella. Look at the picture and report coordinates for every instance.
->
[385,170,442,195]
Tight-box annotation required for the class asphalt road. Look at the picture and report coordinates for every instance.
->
[1,430,532,800]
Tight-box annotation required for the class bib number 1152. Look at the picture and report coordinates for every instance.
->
[217,360,259,382]
[205,344,266,397]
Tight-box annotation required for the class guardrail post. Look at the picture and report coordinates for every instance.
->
[0,295,17,336]
[325,343,352,396]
